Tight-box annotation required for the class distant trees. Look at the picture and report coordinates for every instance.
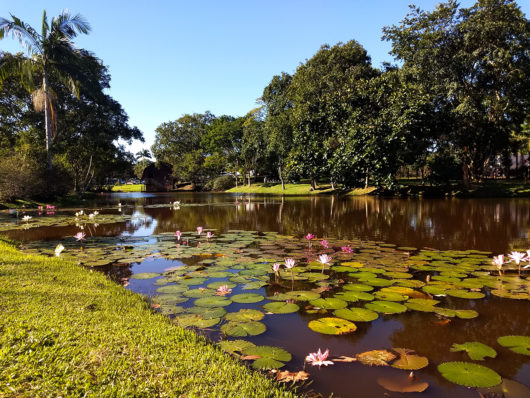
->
[151,0,529,190]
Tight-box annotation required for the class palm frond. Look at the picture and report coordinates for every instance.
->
[0,53,38,92]
[41,10,49,39]
[51,10,91,40]
[0,15,42,55]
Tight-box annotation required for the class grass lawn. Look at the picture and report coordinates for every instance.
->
[227,183,335,195]
[111,184,146,192]
[0,239,296,397]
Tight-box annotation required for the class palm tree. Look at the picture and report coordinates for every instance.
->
[135,149,152,161]
[0,10,91,170]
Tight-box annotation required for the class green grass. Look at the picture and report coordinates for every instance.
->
[111,184,146,192]
[227,183,335,195]
[0,239,296,397]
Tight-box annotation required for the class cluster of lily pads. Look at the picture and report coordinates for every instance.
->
[0,208,130,232]
[21,228,529,394]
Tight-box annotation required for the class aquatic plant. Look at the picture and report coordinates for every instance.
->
[321,240,329,248]
[74,232,86,241]
[305,349,333,367]
[216,285,232,296]
[492,254,504,275]
[54,243,64,257]
[175,230,182,240]
[22,215,31,222]
[318,254,332,273]
[341,245,353,253]
[206,232,214,241]
[305,233,315,247]
[197,226,203,236]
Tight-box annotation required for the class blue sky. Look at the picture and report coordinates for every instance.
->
[1,1,528,153]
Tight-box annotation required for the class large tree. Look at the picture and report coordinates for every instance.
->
[288,40,377,189]
[0,10,92,169]
[383,0,530,186]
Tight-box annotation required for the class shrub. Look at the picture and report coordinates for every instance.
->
[0,154,71,200]
[207,175,236,191]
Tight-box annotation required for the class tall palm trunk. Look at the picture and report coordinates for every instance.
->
[43,72,53,170]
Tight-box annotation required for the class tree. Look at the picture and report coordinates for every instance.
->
[288,40,377,189]
[0,10,92,170]
[383,0,530,186]
[152,112,215,184]
[136,149,151,161]
[241,107,269,186]
[261,72,293,190]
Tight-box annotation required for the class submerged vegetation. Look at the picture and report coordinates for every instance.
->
[0,238,296,397]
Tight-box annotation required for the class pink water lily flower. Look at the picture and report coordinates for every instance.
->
[272,263,281,273]
[305,233,315,241]
[341,245,353,253]
[306,348,334,367]
[175,230,182,240]
[284,258,295,269]
[206,231,214,240]
[74,232,86,241]
[197,226,203,236]
[216,285,232,296]
[321,240,329,249]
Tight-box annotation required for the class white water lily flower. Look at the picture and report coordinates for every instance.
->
[55,244,65,256]
[22,215,32,222]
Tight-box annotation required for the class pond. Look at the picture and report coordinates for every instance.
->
[2,193,530,397]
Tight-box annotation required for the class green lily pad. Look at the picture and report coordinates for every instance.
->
[391,348,429,370]
[447,290,485,299]
[497,335,530,356]
[186,306,227,319]
[207,281,237,289]
[455,309,479,319]
[218,339,256,355]
[307,317,357,335]
[365,300,407,314]
[225,309,264,322]
[310,298,348,310]
[333,308,379,322]
[263,302,300,314]
[451,342,497,360]
[242,345,292,369]
[374,291,408,302]
[230,293,264,304]
[437,362,501,388]
[183,288,216,298]
[221,321,267,337]
[173,314,220,328]
[130,272,160,279]
[343,283,374,292]
[194,296,233,307]
[242,281,267,290]
[284,290,321,301]
[156,284,189,294]
[477,379,530,398]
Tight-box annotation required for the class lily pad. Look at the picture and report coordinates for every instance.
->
[450,342,497,360]
[307,317,357,335]
[173,314,220,328]
[437,362,501,388]
[263,302,300,314]
[156,284,189,294]
[447,289,485,299]
[225,309,264,322]
[230,293,264,304]
[477,379,530,398]
[130,272,160,279]
[497,335,530,356]
[221,321,267,337]
[242,345,292,370]
[365,300,407,314]
[194,296,233,307]
[377,374,429,393]
[333,308,378,322]
[356,349,396,366]
[218,339,256,355]
[310,298,348,310]
[391,348,429,370]
[186,306,227,319]
[455,309,479,319]
[284,290,321,301]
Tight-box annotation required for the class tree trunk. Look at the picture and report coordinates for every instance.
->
[461,146,472,189]
[247,173,251,187]
[278,165,285,191]
[331,180,336,190]
[310,178,316,191]
[43,73,53,170]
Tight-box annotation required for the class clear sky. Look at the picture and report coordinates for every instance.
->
[1,1,529,154]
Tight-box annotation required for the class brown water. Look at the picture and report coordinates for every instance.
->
[4,193,530,398]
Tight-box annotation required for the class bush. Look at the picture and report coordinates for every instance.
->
[426,150,462,183]
[0,154,71,201]
[206,175,236,191]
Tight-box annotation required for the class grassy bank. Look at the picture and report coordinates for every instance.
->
[0,239,295,397]
[227,183,334,195]
[111,184,146,192]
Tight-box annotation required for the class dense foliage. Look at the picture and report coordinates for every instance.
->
[152,0,529,189]
[0,12,142,199]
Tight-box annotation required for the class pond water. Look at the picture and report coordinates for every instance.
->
[3,193,530,398]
